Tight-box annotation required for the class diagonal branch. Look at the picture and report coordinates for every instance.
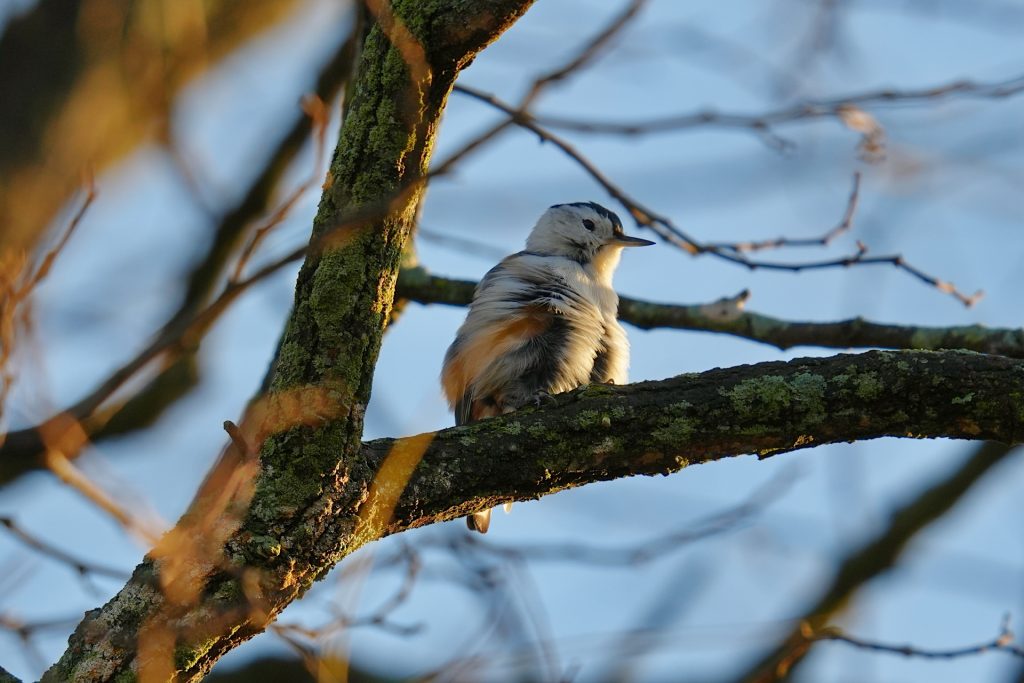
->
[41,2,539,680]
[733,440,1017,682]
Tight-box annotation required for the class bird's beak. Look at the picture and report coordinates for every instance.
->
[610,233,655,247]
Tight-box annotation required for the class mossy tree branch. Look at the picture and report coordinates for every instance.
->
[42,2,535,681]
[41,344,1024,681]
[362,349,1024,533]
[396,265,1024,356]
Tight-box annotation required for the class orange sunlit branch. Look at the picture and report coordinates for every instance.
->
[39,413,164,545]
[354,432,435,546]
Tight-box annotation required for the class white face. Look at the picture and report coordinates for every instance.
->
[525,202,654,263]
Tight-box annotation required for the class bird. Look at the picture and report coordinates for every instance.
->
[440,201,654,533]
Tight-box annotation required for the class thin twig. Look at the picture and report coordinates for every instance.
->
[42,446,163,546]
[521,0,648,108]
[19,175,97,296]
[0,612,81,674]
[532,72,1024,138]
[807,614,1024,660]
[453,84,983,306]
[230,95,332,283]
[0,517,128,580]
[706,172,861,253]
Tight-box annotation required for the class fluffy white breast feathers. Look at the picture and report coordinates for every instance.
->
[440,202,653,534]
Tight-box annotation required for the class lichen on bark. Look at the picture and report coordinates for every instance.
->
[43,3,536,681]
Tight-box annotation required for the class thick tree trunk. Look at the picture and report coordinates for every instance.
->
[40,2,535,680]
[31,2,1024,681]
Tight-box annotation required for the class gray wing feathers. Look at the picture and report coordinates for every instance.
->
[442,252,623,533]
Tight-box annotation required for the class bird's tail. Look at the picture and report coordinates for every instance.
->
[466,509,491,534]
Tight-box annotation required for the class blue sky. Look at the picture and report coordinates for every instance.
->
[2,0,1024,681]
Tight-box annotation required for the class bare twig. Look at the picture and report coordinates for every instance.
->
[0,177,98,435]
[222,419,248,451]
[18,175,96,297]
[706,173,861,253]
[0,517,128,580]
[42,445,163,546]
[521,0,648,108]
[807,615,1024,661]
[532,73,1024,138]
[453,84,983,306]
[269,542,425,653]
[230,95,332,283]
[0,612,80,674]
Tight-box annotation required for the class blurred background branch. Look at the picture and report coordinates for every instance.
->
[0,0,304,253]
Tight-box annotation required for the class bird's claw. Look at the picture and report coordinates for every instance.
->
[531,390,557,407]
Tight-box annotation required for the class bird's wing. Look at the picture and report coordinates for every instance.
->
[445,300,556,423]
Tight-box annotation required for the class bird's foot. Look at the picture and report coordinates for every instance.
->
[530,390,557,408]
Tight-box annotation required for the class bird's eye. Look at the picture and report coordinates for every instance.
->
[582,219,596,232]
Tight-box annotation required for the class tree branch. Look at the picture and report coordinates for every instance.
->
[42,2,537,680]
[365,350,1023,534]
[733,440,1016,682]
[0,0,307,253]
[43,329,1024,679]
[395,266,1024,356]
[37,1,1023,679]
[533,72,1024,137]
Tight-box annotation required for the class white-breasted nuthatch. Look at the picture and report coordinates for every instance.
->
[441,202,654,533]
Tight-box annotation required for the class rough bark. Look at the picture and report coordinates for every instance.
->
[361,349,1024,534]
[41,2,535,681]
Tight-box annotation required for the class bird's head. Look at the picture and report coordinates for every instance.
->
[525,202,654,277]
